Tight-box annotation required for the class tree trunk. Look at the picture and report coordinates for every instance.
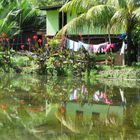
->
[127,28,133,66]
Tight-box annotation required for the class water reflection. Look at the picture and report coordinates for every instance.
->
[0,74,140,140]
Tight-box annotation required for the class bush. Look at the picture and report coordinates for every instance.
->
[11,56,30,67]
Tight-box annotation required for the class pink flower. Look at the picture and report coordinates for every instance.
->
[38,39,42,43]
[20,45,25,49]
[6,38,9,41]
[33,35,38,39]
[27,38,31,42]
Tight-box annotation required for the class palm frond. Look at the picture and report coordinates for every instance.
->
[133,8,140,21]
[60,0,85,15]
[57,13,86,36]
[127,0,140,7]
[86,5,115,27]
[60,0,102,15]
[107,0,127,9]
[110,9,127,32]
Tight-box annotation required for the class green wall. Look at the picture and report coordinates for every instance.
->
[47,10,59,36]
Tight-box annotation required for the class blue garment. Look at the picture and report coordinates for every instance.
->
[120,33,127,40]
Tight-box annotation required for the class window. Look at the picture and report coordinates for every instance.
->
[59,12,67,30]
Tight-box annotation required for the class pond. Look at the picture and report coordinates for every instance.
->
[0,74,140,140]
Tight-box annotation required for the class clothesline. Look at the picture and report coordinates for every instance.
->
[67,38,115,54]
[65,38,127,55]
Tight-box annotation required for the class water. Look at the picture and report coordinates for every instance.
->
[0,74,140,140]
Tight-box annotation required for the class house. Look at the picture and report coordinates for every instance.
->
[40,2,126,65]
[39,2,123,42]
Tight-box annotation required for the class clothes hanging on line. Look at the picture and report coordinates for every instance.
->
[67,39,82,52]
[67,38,116,53]
[74,41,81,51]
[79,41,90,50]
[120,41,127,55]
[104,43,116,52]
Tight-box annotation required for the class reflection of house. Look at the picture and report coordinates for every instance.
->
[66,102,124,121]
[47,102,124,123]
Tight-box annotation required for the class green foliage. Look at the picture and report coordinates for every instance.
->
[0,0,45,36]
[11,56,30,67]
[131,103,140,128]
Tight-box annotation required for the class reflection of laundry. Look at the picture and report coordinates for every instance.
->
[93,90,100,101]
[46,100,51,116]
[69,89,78,101]
[74,89,78,100]
[93,91,113,105]
[119,88,126,104]
[81,85,88,94]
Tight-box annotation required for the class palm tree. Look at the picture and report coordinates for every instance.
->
[58,0,140,65]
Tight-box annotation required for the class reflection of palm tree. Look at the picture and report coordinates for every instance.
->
[55,112,80,133]
[58,101,67,120]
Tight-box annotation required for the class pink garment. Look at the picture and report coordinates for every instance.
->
[89,45,94,53]
[104,43,116,52]
[100,92,113,105]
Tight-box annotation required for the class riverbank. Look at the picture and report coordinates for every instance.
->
[0,52,140,81]
[93,65,140,80]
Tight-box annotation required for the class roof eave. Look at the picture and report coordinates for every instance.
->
[39,5,62,11]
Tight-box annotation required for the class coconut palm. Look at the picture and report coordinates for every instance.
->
[58,0,140,65]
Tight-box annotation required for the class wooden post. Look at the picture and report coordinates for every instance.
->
[138,41,140,62]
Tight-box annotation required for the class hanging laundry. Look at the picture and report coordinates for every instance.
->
[67,39,74,50]
[87,45,94,54]
[74,41,80,51]
[120,41,127,55]
[120,33,127,40]
[92,42,107,53]
[99,42,108,53]
[67,39,81,52]
[79,41,90,50]
[93,45,101,53]
[104,43,116,53]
